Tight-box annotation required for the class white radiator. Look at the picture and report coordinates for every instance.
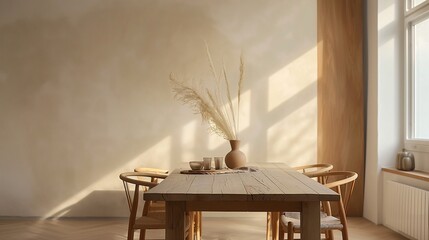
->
[384,181,429,240]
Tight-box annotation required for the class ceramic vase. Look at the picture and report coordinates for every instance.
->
[225,140,246,169]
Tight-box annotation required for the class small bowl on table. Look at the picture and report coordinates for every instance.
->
[189,161,203,170]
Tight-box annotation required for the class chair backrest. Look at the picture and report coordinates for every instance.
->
[133,168,169,214]
[120,171,171,240]
[292,163,333,176]
[120,172,167,213]
[134,167,169,175]
[308,171,358,216]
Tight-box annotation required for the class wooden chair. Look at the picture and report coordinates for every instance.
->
[133,168,169,225]
[191,211,202,240]
[133,167,202,240]
[279,171,358,240]
[292,163,334,176]
[120,171,195,240]
[266,163,334,240]
[134,167,169,176]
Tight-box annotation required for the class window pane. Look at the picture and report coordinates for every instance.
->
[413,0,426,8]
[414,17,429,139]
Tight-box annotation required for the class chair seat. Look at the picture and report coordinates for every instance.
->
[281,212,343,230]
[134,212,165,229]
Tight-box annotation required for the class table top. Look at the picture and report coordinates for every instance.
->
[143,162,339,202]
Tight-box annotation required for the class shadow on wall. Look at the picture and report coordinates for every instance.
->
[49,190,129,218]
[0,0,317,217]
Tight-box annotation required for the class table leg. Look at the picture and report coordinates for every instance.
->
[187,211,195,240]
[166,201,186,240]
[196,211,202,240]
[266,212,271,240]
[271,212,280,240]
[301,201,321,240]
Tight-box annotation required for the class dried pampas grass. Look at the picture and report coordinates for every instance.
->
[170,47,244,140]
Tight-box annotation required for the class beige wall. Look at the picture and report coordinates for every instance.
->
[364,0,405,224]
[0,0,317,217]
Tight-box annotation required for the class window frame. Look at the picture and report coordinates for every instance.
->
[407,0,429,11]
[404,1,429,152]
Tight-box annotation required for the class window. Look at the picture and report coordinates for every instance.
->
[405,0,429,151]
[413,17,429,139]
[411,0,427,8]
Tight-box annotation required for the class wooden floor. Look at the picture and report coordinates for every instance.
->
[0,216,408,240]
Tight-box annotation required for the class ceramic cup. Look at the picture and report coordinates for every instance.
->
[203,157,212,170]
[189,161,203,170]
[214,157,224,170]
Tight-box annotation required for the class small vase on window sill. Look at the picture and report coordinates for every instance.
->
[396,149,415,171]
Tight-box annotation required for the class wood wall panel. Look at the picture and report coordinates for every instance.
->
[317,0,365,216]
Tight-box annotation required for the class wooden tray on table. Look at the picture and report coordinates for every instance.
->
[180,168,246,175]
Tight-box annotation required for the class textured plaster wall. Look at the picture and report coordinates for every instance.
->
[0,0,317,217]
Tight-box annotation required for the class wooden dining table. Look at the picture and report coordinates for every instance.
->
[143,162,339,240]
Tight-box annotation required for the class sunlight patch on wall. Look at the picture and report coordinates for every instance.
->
[379,2,395,29]
[43,135,172,218]
[240,142,250,161]
[42,166,129,218]
[379,38,395,87]
[238,89,251,133]
[267,98,317,166]
[208,134,225,151]
[132,136,172,170]
[181,119,198,160]
[268,46,317,112]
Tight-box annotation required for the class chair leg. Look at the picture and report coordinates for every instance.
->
[187,212,195,240]
[195,211,201,240]
[327,230,334,240]
[342,228,348,240]
[139,229,146,240]
[266,212,272,240]
[127,228,134,240]
[341,215,349,240]
[287,222,294,240]
[278,222,285,240]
